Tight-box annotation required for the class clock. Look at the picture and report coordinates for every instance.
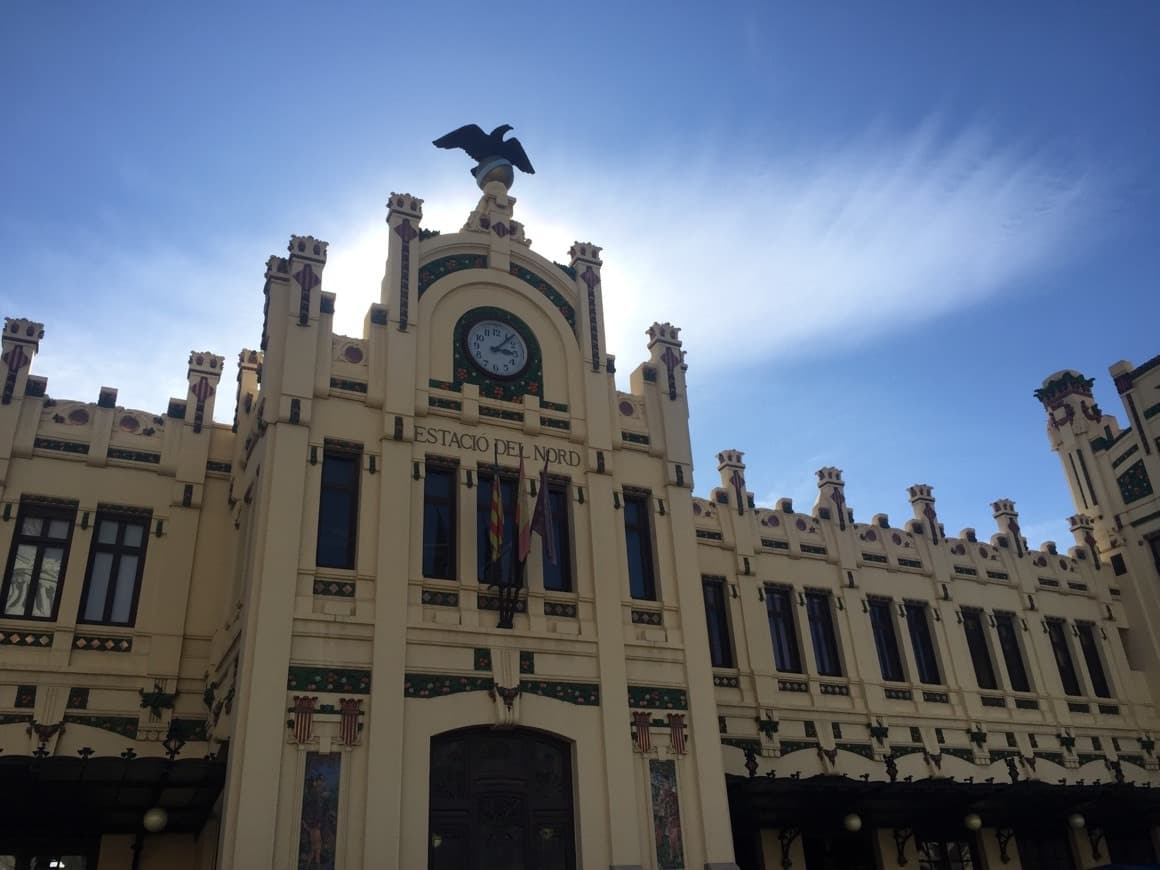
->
[464,318,529,378]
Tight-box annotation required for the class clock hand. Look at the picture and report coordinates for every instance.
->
[490,333,517,353]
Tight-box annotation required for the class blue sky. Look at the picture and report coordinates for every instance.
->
[2,3,1158,546]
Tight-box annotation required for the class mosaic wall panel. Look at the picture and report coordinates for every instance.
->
[1118,459,1154,504]
[649,759,685,870]
[298,752,341,870]
[287,666,371,694]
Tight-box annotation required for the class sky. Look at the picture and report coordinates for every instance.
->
[2,2,1158,547]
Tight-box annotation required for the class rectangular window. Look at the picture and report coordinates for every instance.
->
[917,839,977,869]
[805,591,842,677]
[316,444,361,569]
[868,598,905,682]
[476,472,518,585]
[961,609,998,690]
[1047,618,1083,696]
[1076,622,1111,698]
[623,492,657,600]
[542,483,573,592]
[994,611,1031,692]
[702,577,733,668]
[1,500,77,620]
[422,462,456,580]
[905,601,941,684]
[79,510,150,626]
[1111,553,1127,576]
[765,586,803,673]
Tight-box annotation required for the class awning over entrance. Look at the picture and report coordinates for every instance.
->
[0,755,226,837]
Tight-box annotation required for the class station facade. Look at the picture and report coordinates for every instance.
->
[1,172,1159,870]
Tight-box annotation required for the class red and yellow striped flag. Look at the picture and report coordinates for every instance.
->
[489,460,504,568]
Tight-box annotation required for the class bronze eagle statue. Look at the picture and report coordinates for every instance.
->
[432,124,535,175]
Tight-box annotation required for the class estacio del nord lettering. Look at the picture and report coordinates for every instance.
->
[414,424,582,467]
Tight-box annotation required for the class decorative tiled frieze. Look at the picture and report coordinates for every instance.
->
[800,544,827,556]
[820,683,850,696]
[14,685,36,708]
[923,691,950,704]
[519,651,534,674]
[107,448,160,465]
[696,529,723,541]
[884,687,913,700]
[778,740,817,755]
[205,460,232,474]
[1014,698,1039,710]
[287,666,371,694]
[621,432,650,446]
[74,635,132,653]
[169,718,208,740]
[761,538,789,550]
[837,742,876,760]
[479,407,524,422]
[418,254,487,297]
[522,680,600,706]
[33,438,89,455]
[66,687,89,709]
[63,714,138,738]
[473,648,492,672]
[428,378,460,392]
[429,397,462,412]
[543,600,577,618]
[778,679,809,693]
[1117,460,1154,504]
[0,630,53,647]
[986,570,1009,580]
[713,674,740,689]
[898,558,923,569]
[627,686,688,710]
[403,673,493,698]
[421,589,458,607]
[477,594,526,613]
[722,737,761,753]
[329,378,368,394]
[0,713,33,726]
[540,400,569,413]
[508,264,577,329]
[541,417,570,430]
[631,609,663,626]
[954,566,978,576]
[314,578,356,598]
[862,553,888,564]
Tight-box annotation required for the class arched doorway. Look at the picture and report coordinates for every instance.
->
[428,727,576,870]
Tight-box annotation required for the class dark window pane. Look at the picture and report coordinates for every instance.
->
[806,592,841,677]
[542,486,572,592]
[868,599,904,682]
[1,502,77,620]
[477,474,518,585]
[961,609,998,690]
[1047,619,1083,696]
[1076,623,1111,698]
[765,588,802,673]
[1016,831,1072,870]
[702,578,733,668]
[623,494,656,600]
[994,613,1031,692]
[906,602,941,684]
[79,513,149,626]
[422,465,456,580]
[316,449,360,569]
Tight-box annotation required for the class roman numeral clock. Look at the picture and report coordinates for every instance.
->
[454,307,543,402]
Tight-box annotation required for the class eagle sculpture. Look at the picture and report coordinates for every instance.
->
[432,124,535,175]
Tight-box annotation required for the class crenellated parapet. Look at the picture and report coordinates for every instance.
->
[1,318,45,406]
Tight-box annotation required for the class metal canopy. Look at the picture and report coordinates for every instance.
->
[0,755,226,837]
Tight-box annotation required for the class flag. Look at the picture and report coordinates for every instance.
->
[516,451,532,562]
[667,712,687,754]
[528,457,558,566]
[631,711,652,753]
[488,449,504,570]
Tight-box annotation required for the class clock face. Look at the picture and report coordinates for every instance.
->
[465,319,529,378]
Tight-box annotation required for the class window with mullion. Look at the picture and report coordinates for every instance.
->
[905,601,941,684]
[1076,622,1111,698]
[422,462,457,580]
[1,501,77,620]
[542,483,573,592]
[765,586,803,673]
[868,597,905,682]
[994,611,1031,692]
[1046,618,1083,696]
[623,492,657,600]
[476,472,518,585]
[79,511,150,625]
[961,608,998,690]
[805,591,842,677]
[316,444,361,569]
[702,577,733,668]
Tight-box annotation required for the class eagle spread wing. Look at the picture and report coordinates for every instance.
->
[432,124,489,162]
[501,137,535,175]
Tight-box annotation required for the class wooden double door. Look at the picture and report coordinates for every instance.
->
[428,728,576,870]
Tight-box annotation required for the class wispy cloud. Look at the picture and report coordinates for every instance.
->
[6,118,1107,421]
